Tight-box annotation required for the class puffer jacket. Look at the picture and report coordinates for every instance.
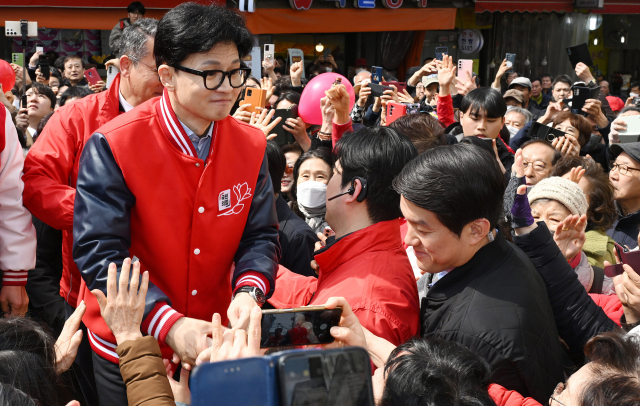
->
[421,231,564,403]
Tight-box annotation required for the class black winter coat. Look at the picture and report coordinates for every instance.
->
[421,231,564,404]
[512,222,617,358]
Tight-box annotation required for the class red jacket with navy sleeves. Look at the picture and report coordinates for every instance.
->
[73,90,280,362]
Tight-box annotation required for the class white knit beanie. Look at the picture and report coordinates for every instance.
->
[528,177,589,216]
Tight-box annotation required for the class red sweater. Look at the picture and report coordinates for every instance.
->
[268,219,420,345]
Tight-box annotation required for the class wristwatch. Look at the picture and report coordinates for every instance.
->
[233,286,266,306]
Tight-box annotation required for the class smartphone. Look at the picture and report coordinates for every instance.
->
[633,96,640,107]
[264,44,275,65]
[457,59,473,80]
[604,244,640,278]
[528,121,567,143]
[570,86,590,116]
[260,306,342,348]
[38,52,50,80]
[405,103,421,114]
[381,81,406,94]
[21,95,27,109]
[12,53,24,67]
[566,43,593,69]
[371,66,383,84]
[323,47,331,59]
[243,87,267,114]
[36,46,43,53]
[84,67,101,86]
[505,53,516,74]
[386,102,406,125]
[105,65,119,90]
[271,105,299,146]
[191,357,278,406]
[369,83,392,98]
[618,115,640,138]
[435,46,448,61]
[278,347,375,406]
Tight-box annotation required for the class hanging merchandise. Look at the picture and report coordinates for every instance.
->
[459,29,484,54]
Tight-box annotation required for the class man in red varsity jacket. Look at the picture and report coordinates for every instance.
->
[22,19,162,406]
[0,107,36,317]
[73,5,280,404]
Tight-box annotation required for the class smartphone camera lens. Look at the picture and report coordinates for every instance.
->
[247,89,252,96]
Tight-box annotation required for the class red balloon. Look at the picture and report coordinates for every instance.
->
[0,60,16,92]
[299,73,355,125]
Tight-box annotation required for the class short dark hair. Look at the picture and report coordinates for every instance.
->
[335,127,417,223]
[282,142,303,156]
[121,18,157,64]
[59,85,93,107]
[36,112,54,136]
[580,331,640,406]
[154,3,253,68]
[274,91,300,109]
[380,338,495,406]
[291,147,334,202]
[127,1,146,14]
[541,73,552,81]
[619,106,640,116]
[551,111,593,147]
[521,139,562,165]
[531,78,541,85]
[272,75,293,98]
[62,55,85,69]
[266,141,285,195]
[550,156,616,232]
[25,83,56,111]
[460,87,507,119]
[393,143,505,236]
[630,82,640,91]
[389,113,446,154]
[552,74,572,90]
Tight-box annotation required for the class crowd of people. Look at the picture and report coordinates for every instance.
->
[1,2,640,406]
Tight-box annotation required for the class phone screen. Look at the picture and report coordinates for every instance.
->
[260,308,341,348]
[435,47,448,61]
[506,53,516,73]
[279,349,373,406]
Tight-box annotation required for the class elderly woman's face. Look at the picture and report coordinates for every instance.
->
[530,199,571,233]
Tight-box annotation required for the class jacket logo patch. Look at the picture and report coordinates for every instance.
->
[219,190,231,210]
[218,183,252,217]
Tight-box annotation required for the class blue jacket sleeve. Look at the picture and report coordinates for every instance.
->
[232,151,281,298]
[73,133,171,318]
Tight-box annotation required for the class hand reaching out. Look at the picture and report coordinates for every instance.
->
[613,264,640,324]
[552,135,580,157]
[397,89,414,104]
[565,166,585,184]
[514,148,525,178]
[164,360,191,405]
[249,108,281,139]
[260,77,275,105]
[495,59,509,79]
[455,70,477,97]
[553,214,587,262]
[232,103,253,123]
[55,301,86,373]
[290,61,303,86]
[325,84,351,124]
[437,55,456,90]
[575,62,595,85]
[89,81,106,93]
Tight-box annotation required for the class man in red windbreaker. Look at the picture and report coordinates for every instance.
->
[73,4,280,404]
[268,125,420,346]
[22,19,162,405]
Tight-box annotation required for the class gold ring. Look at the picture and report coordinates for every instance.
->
[562,227,570,231]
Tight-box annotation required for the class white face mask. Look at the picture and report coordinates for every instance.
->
[297,181,327,208]
[631,92,639,98]
[325,67,333,73]
[506,125,520,138]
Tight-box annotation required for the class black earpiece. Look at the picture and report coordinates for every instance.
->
[327,177,368,202]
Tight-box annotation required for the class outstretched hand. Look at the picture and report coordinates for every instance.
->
[613,264,640,324]
[553,214,587,262]
[55,300,86,373]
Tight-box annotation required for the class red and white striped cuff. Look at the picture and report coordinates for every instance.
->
[233,271,271,296]
[87,329,120,364]
[2,270,28,286]
[140,302,184,344]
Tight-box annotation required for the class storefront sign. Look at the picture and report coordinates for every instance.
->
[290,0,313,10]
[458,29,484,54]
[354,0,376,8]
[239,0,255,12]
[318,0,428,10]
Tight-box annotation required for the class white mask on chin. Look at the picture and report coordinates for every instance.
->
[296,181,327,209]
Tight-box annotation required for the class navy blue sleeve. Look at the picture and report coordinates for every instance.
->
[509,121,533,151]
[73,133,171,317]
[232,151,281,298]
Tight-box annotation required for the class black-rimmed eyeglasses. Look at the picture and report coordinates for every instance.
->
[610,161,640,176]
[173,65,251,90]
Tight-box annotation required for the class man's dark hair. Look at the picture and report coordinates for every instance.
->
[521,139,562,165]
[580,331,640,406]
[272,75,293,98]
[62,55,85,69]
[282,142,303,156]
[49,66,62,83]
[552,74,572,90]
[36,112,54,136]
[619,106,640,116]
[541,73,552,81]
[266,141,285,195]
[630,82,640,92]
[274,91,300,109]
[127,1,146,14]
[460,87,507,119]
[335,127,418,223]
[389,114,446,154]
[393,143,505,236]
[154,3,253,68]
[121,18,157,65]
[423,57,434,65]
[379,338,495,406]
[59,85,93,107]
[531,78,541,85]
[25,83,56,111]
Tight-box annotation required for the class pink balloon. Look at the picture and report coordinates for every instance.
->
[298,72,355,125]
[0,60,16,92]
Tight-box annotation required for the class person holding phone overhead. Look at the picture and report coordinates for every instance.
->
[72,5,280,405]
[21,19,164,406]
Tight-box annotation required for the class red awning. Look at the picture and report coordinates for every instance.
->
[590,0,640,13]
[475,0,573,13]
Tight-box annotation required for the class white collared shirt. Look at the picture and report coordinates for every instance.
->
[119,88,134,113]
